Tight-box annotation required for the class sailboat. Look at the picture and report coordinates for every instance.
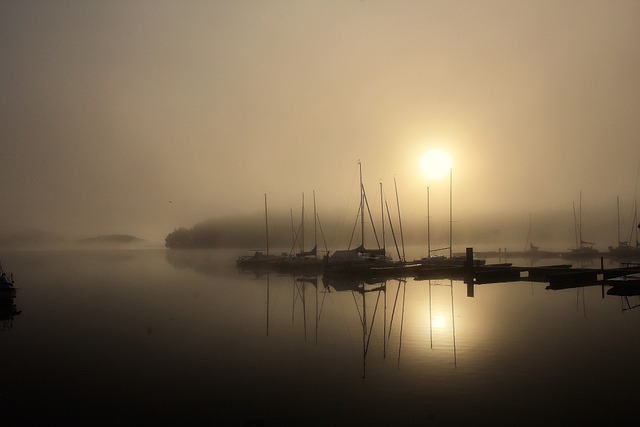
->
[236,194,288,270]
[608,197,640,261]
[562,191,599,259]
[523,214,559,259]
[324,162,394,274]
[419,170,484,267]
[277,191,325,273]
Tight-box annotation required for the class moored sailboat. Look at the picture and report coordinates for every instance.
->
[324,163,395,275]
[418,170,485,268]
[562,192,599,259]
[236,194,288,271]
[276,191,326,273]
[608,197,640,261]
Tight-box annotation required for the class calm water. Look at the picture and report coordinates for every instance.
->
[1,249,639,426]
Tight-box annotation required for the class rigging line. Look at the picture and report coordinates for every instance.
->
[362,187,382,249]
[291,278,296,324]
[316,211,329,253]
[383,280,387,358]
[352,290,365,327]
[631,158,640,203]
[398,280,406,367]
[315,282,319,344]
[289,220,304,255]
[450,280,458,368]
[385,199,402,261]
[290,209,295,254]
[302,282,307,341]
[318,284,328,323]
[394,176,406,262]
[429,280,433,350]
[266,275,270,337]
[626,200,638,247]
[364,289,382,359]
[348,202,361,249]
[329,163,359,249]
[387,279,402,342]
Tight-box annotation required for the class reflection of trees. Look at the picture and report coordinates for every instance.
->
[164,249,234,277]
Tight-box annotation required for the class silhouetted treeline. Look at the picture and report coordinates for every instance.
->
[164,215,290,249]
[163,209,591,252]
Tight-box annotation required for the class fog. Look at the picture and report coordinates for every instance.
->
[2,1,639,250]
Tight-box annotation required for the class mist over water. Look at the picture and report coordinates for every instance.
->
[1,2,640,244]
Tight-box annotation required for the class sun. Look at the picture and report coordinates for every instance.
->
[432,315,447,329]
[419,149,453,180]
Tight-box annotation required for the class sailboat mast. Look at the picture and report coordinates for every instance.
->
[449,168,453,259]
[572,201,579,249]
[427,186,431,258]
[301,192,305,254]
[625,199,639,247]
[394,176,405,262]
[579,190,583,247]
[313,190,318,256]
[264,193,269,255]
[290,209,295,252]
[359,161,365,248]
[380,182,385,253]
[617,195,621,245]
[525,213,532,253]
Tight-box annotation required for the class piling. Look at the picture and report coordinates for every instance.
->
[465,247,474,297]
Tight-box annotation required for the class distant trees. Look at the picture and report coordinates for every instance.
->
[164,227,195,248]
[164,219,264,249]
[164,224,224,248]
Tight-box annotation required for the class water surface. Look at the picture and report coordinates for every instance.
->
[1,249,639,425]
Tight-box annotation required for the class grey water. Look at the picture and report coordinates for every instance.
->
[1,249,639,426]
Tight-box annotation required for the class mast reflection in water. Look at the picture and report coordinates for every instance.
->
[0,249,638,425]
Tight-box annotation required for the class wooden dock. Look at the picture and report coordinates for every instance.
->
[416,249,640,292]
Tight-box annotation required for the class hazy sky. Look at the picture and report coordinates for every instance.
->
[2,0,640,245]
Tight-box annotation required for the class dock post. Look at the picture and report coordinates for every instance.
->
[465,247,473,268]
[600,256,605,299]
[465,247,474,297]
